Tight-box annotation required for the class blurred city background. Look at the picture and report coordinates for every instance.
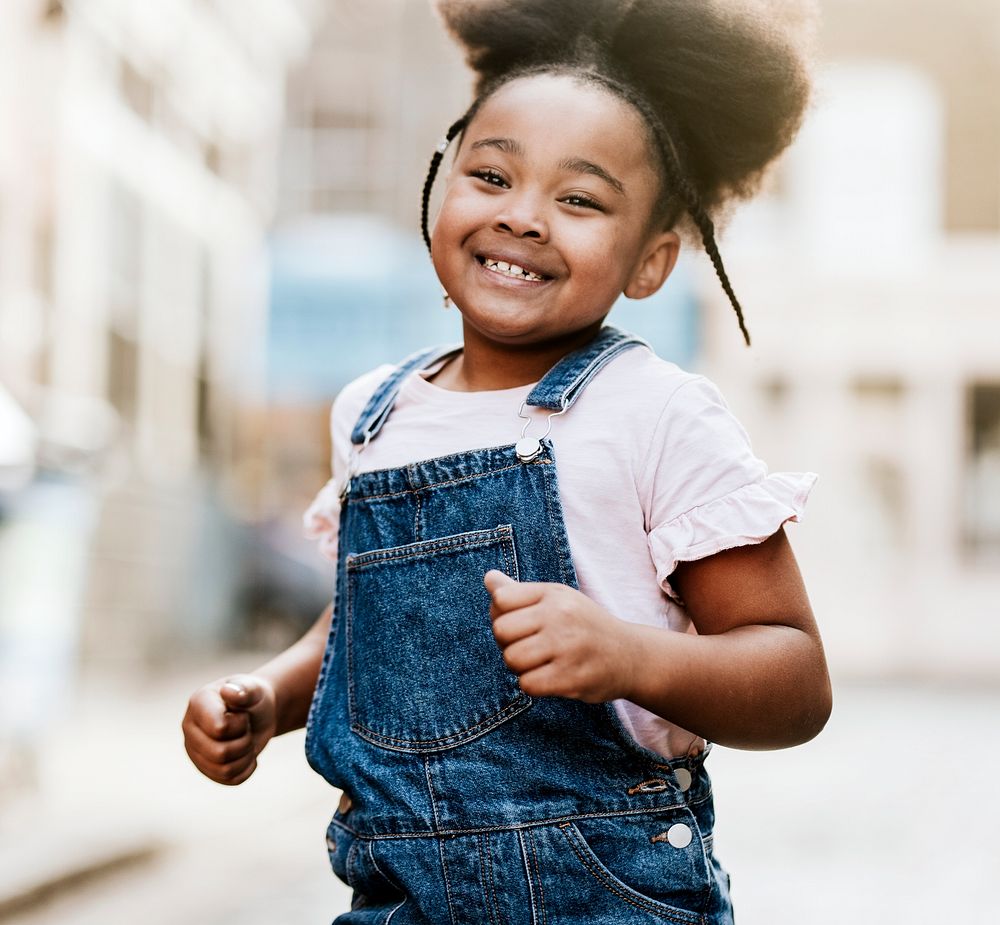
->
[0,0,997,922]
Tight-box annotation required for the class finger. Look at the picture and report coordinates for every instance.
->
[487,579,548,615]
[500,635,553,676]
[516,662,563,699]
[491,609,543,646]
[483,570,516,595]
[221,758,258,787]
[219,675,266,712]
[185,692,249,741]
[184,723,255,766]
[196,750,257,786]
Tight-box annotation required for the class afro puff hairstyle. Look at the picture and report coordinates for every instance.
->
[423,0,817,345]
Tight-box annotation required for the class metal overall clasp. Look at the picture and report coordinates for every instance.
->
[515,401,568,463]
[339,430,372,502]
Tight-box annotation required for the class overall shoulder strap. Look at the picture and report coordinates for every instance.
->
[525,325,650,412]
[350,342,462,446]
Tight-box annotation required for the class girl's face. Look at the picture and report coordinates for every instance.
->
[431,74,679,348]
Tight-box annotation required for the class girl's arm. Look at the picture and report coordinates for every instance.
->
[181,603,332,784]
[624,527,831,749]
[487,527,832,750]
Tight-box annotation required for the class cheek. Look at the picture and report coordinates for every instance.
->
[563,224,633,281]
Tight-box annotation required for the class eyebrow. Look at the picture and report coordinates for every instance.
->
[557,156,625,196]
[468,136,626,196]
[470,136,525,157]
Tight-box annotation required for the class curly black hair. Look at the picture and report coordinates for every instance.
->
[422,0,817,346]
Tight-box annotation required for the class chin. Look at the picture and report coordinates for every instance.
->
[461,309,548,343]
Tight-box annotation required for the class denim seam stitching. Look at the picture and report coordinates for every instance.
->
[527,331,641,408]
[329,802,693,839]
[346,525,514,569]
[558,823,705,925]
[477,834,501,925]
[437,836,458,925]
[351,696,530,750]
[351,460,533,502]
[485,830,506,925]
[366,842,407,924]
[345,564,358,741]
[345,837,360,892]
[540,455,572,588]
[516,829,540,925]
[557,339,642,410]
[526,827,547,925]
[422,755,442,833]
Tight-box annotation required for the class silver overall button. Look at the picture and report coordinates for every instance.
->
[515,436,542,462]
[674,767,693,792]
[667,823,693,849]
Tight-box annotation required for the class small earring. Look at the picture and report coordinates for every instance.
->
[442,291,452,310]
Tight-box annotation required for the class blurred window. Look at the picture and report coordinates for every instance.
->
[107,180,142,425]
[107,329,137,422]
[964,383,1000,556]
[851,377,907,550]
[786,62,943,273]
[120,59,155,122]
[760,376,790,413]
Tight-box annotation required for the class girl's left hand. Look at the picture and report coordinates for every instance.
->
[485,570,636,703]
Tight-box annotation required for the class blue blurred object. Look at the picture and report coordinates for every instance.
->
[267,214,701,400]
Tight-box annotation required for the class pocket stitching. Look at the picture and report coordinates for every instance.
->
[351,695,531,750]
[557,822,706,925]
[346,524,529,752]
[346,524,515,570]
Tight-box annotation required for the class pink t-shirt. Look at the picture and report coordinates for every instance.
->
[303,345,816,759]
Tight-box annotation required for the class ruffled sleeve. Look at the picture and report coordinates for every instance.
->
[303,477,341,563]
[302,363,397,563]
[641,375,817,604]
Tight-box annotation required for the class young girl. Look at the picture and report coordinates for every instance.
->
[183,1,831,921]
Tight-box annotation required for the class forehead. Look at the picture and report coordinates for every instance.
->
[461,74,658,183]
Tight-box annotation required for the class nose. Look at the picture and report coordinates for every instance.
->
[493,192,548,242]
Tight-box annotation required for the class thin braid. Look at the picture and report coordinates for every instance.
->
[663,154,752,347]
[421,117,468,254]
[685,195,751,347]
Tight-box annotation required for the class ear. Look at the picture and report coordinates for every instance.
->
[623,231,680,300]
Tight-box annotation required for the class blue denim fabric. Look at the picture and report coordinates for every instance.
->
[306,326,735,923]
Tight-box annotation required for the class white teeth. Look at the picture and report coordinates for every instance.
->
[482,257,544,281]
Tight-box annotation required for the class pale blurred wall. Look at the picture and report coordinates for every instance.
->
[275,0,1000,681]
[702,0,1000,680]
[0,0,320,694]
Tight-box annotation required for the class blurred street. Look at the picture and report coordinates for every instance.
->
[2,2,1000,924]
[1,669,997,925]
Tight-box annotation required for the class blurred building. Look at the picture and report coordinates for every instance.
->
[271,0,1000,681]
[0,0,319,679]
[702,0,1000,679]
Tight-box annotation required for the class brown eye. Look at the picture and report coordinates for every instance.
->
[562,193,603,211]
[472,169,508,188]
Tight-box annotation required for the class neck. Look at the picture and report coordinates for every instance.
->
[435,319,606,392]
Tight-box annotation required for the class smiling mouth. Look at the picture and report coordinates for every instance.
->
[475,255,552,282]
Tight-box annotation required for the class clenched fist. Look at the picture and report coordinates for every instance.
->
[182,674,277,785]
[485,570,638,703]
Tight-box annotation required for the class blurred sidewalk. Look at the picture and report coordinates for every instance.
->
[0,656,350,924]
[1,667,997,924]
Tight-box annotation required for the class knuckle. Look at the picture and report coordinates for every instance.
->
[218,760,244,782]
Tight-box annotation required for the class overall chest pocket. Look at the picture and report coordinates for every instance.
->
[345,524,531,753]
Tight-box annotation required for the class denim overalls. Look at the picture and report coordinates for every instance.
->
[305,326,734,924]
